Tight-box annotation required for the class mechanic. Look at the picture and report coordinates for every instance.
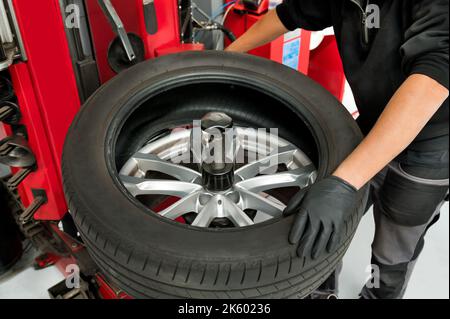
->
[226,0,449,299]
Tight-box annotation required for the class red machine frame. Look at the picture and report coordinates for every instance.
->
[85,0,204,83]
[1,0,346,298]
[2,0,206,222]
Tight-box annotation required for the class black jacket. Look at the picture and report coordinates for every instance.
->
[276,0,449,152]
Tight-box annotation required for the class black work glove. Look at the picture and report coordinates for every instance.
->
[284,176,358,259]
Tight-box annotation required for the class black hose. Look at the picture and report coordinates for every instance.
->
[214,23,237,42]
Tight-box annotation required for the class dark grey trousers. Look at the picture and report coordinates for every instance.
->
[360,158,449,299]
[314,144,449,299]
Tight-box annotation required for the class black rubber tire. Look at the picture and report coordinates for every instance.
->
[62,51,369,299]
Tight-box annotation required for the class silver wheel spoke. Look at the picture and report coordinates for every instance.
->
[239,189,285,217]
[235,144,298,180]
[132,153,201,183]
[225,198,255,227]
[191,198,219,227]
[235,165,316,193]
[158,192,202,220]
[120,175,202,197]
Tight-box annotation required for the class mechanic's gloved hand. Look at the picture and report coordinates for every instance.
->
[283,176,358,259]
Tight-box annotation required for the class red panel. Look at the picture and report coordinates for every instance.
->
[138,0,182,57]
[308,36,346,101]
[6,0,82,220]
[8,64,69,219]
[155,43,204,57]
[230,0,269,14]
[223,4,247,37]
[298,31,312,74]
[85,0,143,83]
[12,0,81,168]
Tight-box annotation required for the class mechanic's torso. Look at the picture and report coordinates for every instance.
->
[330,0,448,148]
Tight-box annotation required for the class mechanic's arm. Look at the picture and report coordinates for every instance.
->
[225,10,287,53]
[334,74,449,189]
[285,75,448,259]
[285,76,448,259]
[226,0,332,53]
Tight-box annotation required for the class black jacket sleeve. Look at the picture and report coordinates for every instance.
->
[400,0,449,89]
[275,0,333,31]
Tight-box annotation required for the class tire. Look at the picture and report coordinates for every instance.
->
[62,51,369,299]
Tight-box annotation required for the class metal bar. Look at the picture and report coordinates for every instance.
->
[5,0,27,61]
[97,0,136,61]
[0,0,14,43]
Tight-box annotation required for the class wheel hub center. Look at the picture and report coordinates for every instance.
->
[200,112,235,192]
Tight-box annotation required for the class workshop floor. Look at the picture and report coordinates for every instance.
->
[0,203,448,299]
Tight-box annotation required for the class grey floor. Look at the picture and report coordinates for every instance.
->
[340,203,449,299]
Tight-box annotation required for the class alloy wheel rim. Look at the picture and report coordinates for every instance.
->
[119,114,317,228]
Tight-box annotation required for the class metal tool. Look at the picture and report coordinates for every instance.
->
[98,0,136,62]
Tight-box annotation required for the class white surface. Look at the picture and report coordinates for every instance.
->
[0,266,64,299]
[0,246,64,299]
[342,80,359,116]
